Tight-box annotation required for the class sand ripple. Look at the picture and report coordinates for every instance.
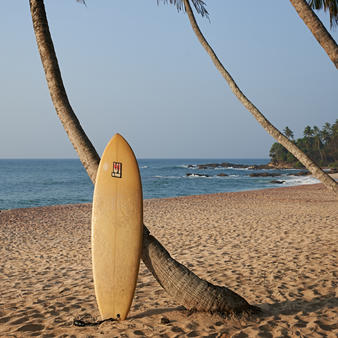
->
[1,184,337,336]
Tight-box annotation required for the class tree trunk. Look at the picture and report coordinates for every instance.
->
[29,0,100,183]
[183,0,338,196]
[142,228,257,315]
[289,0,338,69]
[29,0,257,316]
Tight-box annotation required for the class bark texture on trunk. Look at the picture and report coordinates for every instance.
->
[30,0,257,316]
[183,0,338,196]
[142,228,258,315]
[289,0,338,69]
[30,0,100,183]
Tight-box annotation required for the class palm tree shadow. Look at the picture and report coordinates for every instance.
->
[130,306,186,320]
[255,294,338,318]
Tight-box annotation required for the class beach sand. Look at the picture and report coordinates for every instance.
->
[1,183,337,337]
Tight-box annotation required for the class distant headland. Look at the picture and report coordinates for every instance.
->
[185,120,338,181]
[269,121,338,170]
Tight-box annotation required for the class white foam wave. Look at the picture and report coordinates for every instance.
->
[187,174,210,178]
[226,167,249,170]
[283,175,320,186]
[153,175,181,179]
[181,165,197,169]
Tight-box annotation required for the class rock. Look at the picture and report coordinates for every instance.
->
[268,162,298,169]
[219,162,248,169]
[160,317,170,324]
[270,180,285,184]
[248,164,274,170]
[217,173,228,177]
[249,172,280,177]
[192,162,273,170]
[287,171,309,176]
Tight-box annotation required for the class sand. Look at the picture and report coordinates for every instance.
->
[0,183,337,337]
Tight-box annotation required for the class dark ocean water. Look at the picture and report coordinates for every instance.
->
[0,159,318,210]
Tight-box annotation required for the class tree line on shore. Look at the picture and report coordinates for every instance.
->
[270,120,338,169]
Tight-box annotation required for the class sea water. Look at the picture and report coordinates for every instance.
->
[0,158,319,210]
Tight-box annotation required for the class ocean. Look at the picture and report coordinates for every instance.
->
[0,158,319,210]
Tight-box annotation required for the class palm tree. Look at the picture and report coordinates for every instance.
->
[290,0,338,68]
[307,0,338,28]
[304,125,314,138]
[283,126,295,140]
[321,122,333,144]
[320,122,336,162]
[29,0,100,183]
[29,0,257,316]
[177,0,337,194]
[313,125,325,162]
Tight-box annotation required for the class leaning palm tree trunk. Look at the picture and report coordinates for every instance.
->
[142,228,256,314]
[290,0,338,69]
[29,0,257,315]
[183,0,337,195]
[30,0,100,183]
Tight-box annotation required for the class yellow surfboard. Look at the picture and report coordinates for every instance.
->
[92,134,143,320]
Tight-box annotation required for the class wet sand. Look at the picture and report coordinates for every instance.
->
[1,183,337,337]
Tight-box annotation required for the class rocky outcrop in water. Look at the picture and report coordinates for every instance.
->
[270,180,285,184]
[286,171,310,176]
[188,162,274,170]
[249,172,281,177]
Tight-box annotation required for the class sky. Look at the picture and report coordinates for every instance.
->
[0,1,337,159]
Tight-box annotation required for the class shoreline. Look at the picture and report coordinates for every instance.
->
[1,176,337,212]
[1,183,337,336]
[1,158,336,211]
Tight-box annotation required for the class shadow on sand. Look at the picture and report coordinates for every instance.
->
[130,306,186,320]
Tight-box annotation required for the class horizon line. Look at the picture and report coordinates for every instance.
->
[0,157,271,160]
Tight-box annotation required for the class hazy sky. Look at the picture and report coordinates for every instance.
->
[1,1,337,159]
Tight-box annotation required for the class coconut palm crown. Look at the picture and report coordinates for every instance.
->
[308,0,338,28]
[158,0,338,28]
[157,0,208,17]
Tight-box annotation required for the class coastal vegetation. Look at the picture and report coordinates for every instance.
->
[180,0,337,194]
[270,121,338,169]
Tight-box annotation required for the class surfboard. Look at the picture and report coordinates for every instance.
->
[92,133,143,320]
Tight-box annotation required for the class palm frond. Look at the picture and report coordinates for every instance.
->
[307,0,338,28]
[76,0,87,6]
[157,0,209,19]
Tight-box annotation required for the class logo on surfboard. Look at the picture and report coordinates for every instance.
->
[111,162,122,178]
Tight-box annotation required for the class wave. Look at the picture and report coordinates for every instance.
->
[153,175,182,179]
[224,167,249,171]
[187,174,210,178]
[184,165,250,171]
[283,175,320,186]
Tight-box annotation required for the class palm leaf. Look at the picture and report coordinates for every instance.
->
[157,0,209,18]
[307,0,338,28]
